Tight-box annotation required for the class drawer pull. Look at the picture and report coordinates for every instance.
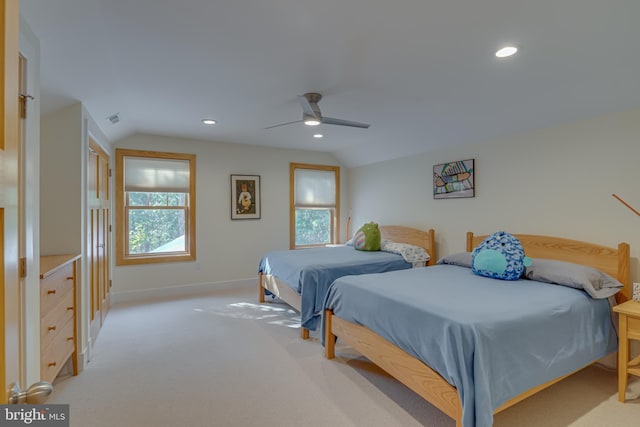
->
[48,362,56,368]
[66,276,73,281]
[47,290,56,295]
[66,337,74,341]
[47,326,56,331]
[66,307,73,311]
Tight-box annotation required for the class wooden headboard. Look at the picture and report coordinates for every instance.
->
[466,232,631,301]
[379,226,436,266]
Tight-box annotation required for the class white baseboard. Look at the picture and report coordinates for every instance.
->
[110,277,256,305]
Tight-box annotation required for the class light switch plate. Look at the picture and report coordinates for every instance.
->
[633,282,640,302]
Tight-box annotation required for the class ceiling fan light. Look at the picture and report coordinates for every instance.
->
[303,115,321,126]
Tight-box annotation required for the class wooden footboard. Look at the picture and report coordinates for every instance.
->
[324,309,463,426]
[324,309,592,427]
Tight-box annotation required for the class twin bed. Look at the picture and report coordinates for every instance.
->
[258,226,435,339]
[323,232,630,427]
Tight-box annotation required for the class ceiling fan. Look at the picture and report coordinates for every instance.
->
[265,93,370,129]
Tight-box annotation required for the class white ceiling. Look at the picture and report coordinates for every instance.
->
[19,0,640,168]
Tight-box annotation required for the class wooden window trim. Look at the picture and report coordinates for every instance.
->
[115,148,196,265]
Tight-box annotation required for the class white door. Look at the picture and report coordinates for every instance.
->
[18,13,43,389]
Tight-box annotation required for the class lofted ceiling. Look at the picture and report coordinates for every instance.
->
[19,0,640,168]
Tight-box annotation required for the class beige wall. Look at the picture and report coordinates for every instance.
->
[112,134,346,297]
[348,108,640,283]
[40,104,84,255]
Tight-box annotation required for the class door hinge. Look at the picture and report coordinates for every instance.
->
[109,224,112,232]
[109,279,112,288]
[18,93,34,119]
[109,168,112,177]
[19,257,27,278]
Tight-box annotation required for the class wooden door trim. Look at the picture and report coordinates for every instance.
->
[1,0,21,403]
[87,137,110,345]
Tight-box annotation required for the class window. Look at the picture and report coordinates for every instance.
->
[115,149,196,265]
[290,163,340,249]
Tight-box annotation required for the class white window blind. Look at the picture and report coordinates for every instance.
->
[124,157,190,193]
[294,168,335,207]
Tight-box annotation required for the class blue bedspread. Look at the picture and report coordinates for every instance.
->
[258,246,411,330]
[322,265,617,427]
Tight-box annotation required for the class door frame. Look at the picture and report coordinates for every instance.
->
[87,136,110,347]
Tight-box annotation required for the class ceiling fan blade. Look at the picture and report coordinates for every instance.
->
[321,116,370,129]
[297,94,320,118]
[264,119,302,130]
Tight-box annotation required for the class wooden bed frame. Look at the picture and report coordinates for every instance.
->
[259,226,436,339]
[324,232,630,427]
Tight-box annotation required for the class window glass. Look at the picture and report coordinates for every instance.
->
[295,208,332,246]
[128,208,186,254]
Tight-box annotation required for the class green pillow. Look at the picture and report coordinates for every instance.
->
[353,222,381,251]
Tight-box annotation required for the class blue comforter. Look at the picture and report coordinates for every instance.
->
[258,245,411,330]
[322,265,617,427]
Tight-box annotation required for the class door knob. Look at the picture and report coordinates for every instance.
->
[8,381,53,404]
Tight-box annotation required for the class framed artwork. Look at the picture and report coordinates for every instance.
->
[433,159,475,199]
[231,174,261,219]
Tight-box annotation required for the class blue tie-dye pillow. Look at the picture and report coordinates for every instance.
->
[471,231,532,281]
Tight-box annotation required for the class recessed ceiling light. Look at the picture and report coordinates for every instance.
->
[202,119,217,125]
[495,46,518,58]
[313,134,323,139]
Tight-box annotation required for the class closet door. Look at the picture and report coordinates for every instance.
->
[88,138,110,343]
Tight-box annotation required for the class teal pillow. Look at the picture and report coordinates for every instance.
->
[353,222,381,251]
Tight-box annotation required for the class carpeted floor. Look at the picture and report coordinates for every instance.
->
[48,284,640,426]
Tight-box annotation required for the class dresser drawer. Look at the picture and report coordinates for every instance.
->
[40,263,74,316]
[40,318,75,384]
[41,291,74,351]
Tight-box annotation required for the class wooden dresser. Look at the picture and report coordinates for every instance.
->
[40,254,81,384]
